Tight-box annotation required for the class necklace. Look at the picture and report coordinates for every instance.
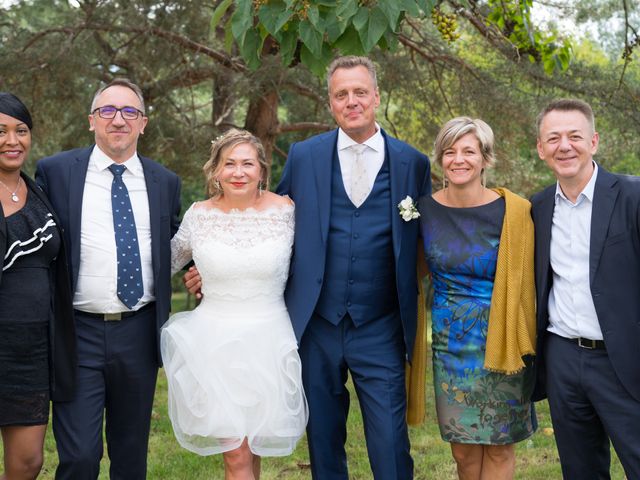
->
[0,176,22,203]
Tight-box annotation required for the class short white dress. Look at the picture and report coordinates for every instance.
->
[161,203,308,456]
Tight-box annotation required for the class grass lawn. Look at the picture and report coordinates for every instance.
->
[9,293,625,479]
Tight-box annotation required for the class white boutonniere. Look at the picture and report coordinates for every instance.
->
[398,196,420,221]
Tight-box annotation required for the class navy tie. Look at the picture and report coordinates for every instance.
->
[108,164,144,309]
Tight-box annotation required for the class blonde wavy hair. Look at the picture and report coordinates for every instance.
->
[203,128,269,197]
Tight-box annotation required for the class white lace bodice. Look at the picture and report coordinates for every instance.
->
[171,203,294,302]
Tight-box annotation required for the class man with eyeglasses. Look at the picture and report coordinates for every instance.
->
[35,78,181,479]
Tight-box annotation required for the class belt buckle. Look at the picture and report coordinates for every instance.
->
[103,312,123,321]
[578,338,596,349]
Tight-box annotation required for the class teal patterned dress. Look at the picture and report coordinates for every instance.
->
[419,195,535,445]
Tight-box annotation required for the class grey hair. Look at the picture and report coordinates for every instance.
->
[536,98,595,136]
[90,78,146,114]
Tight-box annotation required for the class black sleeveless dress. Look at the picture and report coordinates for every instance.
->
[0,191,61,426]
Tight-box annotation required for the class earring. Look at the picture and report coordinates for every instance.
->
[258,180,263,195]
[442,176,448,189]
[481,169,486,188]
[214,179,221,191]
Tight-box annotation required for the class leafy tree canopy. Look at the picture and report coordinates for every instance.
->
[220,0,572,76]
[0,0,638,200]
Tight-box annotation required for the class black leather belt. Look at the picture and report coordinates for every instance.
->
[575,337,606,350]
[75,302,155,321]
[556,334,606,350]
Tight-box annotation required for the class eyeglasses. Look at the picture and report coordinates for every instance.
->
[92,105,144,120]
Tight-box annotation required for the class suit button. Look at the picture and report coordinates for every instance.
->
[337,312,343,317]
[349,279,354,285]
[317,278,322,284]
[354,212,360,217]
[347,301,352,307]
[353,233,359,239]
[351,256,356,262]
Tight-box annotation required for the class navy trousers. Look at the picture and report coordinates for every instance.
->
[545,333,640,480]
[53,306,158,480]
[300,311,412,480]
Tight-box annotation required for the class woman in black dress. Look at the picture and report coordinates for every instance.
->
[0,93,76,479]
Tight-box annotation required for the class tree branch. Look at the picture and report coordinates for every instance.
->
[277,122,332,133]
[282,79,325,103]
[24,24,248,74]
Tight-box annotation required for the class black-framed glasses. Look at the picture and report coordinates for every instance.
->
[92,105,144,120]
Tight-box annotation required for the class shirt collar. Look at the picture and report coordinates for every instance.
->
[91,145,143,176]
[555,161,598,205]
[337,123,384,153]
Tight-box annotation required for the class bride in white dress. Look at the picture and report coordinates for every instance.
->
[161,129,307,479]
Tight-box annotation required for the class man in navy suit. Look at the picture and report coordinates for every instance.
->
[276,56,431,479]
[36,79,181,479]
[531,98,640,479]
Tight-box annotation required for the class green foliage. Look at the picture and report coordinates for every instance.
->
[227,0,432,75]
[486,0,572,74]
[220,0,575,78]
[1,0,638,201]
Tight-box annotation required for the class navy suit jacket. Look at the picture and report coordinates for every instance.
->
[0,173,77,401]
[276,129,431,359]
[531,165,640,402]
[35,146,181,366]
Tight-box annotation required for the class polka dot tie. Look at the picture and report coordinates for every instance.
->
[108,164,143,309]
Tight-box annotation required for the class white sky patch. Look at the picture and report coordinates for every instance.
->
[531,0,621,47]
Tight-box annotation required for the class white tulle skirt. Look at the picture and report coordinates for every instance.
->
[160,297,308,456]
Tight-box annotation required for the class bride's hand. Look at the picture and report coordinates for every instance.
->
[183,265,203,299]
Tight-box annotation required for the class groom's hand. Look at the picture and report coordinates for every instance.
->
[183,265,203,299]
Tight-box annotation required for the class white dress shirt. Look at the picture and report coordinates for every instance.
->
[547,162,602,340]
[74,146,154,313]
[337,125,385,204]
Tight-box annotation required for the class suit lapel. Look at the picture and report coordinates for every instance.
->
[536,188,555,299]
[0,204,5,284]
[22,172,67,259]
[141,156,161,280]
[312,131,337,244]
[23,173,59,224]
[0,212,5,252]
[68,149,91,287]
[589,168,618,284]
[386,132,409,259]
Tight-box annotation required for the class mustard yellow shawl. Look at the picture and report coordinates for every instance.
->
[484,188,536,374]
[406,187,536,425]
[406,248,429,425]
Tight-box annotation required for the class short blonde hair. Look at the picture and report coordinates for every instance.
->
[203,128,269,197]
[433,117,496,169]
[326,56,377,93]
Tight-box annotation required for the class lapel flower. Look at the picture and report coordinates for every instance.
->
[398,195,420,221]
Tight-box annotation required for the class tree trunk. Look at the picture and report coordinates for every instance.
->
[211,70,235,132]
[244,88,279,165]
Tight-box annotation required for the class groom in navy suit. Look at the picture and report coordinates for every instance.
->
[531,98,640,479]
[36,79,181,479]
[276,56,431,479]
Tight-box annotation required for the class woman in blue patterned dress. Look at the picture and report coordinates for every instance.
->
[419,117,536,479]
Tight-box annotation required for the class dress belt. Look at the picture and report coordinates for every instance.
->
[74,302,155,321]
[554,333,606,350]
